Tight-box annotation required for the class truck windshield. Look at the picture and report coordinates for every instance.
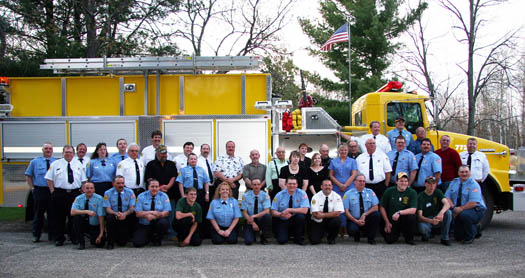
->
[387,102,423,133]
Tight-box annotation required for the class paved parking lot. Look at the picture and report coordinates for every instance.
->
[1,211,524,278]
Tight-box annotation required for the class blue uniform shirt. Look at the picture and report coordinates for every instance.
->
[414,152,442,187]
[86,158,116,183]
[71,193,105,225]
[241,190,271,216]
[109,153,129,167]
[328,157,358,194]
[103,187,136,212]
[343,188,379,219]
[271,189,310,215]
[25,156,57,187]
[387,149,418,183]
[206,197,242,227]
[445,177,486,210]
[408,138,434,155]
[387,129,413,150]
[176,165,210,190]
[135,191,171,225]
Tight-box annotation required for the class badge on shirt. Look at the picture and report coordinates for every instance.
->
[192,211,196,215]
[426,202,431,208]
[403,197,408,205]
[343,195,347,200]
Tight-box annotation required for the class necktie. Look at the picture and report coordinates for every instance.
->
[79,158,83,164]
[67,162,74,184]
[101,159,106,166]
[222,201,227,205]
[205,159,213,181]
[373,135,376,140]
[121,155,125,161]
[288,195,293,208]
[117,192,122,212]
[467,153,472,169]
[193,167,199,189]
[323,196,329,213]
[134,160,140,186]
[254,196,259,214]
[84,198,90,221]
[359,192,365,216]
[399,130,402,136]
[150,196,156,211]
[392,151,399,175]
[456,183,463,207]
[369,155,374,181]
[46,159,50,170]
[416,155,424,180]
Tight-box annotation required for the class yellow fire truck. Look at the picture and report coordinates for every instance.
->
[0,56,522,229]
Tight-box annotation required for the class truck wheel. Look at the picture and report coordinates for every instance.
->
[480,184,494,230]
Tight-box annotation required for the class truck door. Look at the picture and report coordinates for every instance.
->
[386,102,424,134]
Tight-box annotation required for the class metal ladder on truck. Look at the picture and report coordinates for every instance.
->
[39,56,261,74]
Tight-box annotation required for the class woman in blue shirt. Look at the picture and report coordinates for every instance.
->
[87,143,116,196]
[206,182,241,244]
[329,144,358,234]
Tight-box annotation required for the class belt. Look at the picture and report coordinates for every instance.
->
[34,186,50,189]
[55,188,80,193]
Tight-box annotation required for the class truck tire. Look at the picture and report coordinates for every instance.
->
[480,184,494,230]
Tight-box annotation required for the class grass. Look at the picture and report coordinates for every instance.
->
[0,207,26,221]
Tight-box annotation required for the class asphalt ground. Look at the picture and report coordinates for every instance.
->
[1,211,524,278]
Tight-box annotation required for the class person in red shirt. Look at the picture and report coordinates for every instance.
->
[435,135,462,192]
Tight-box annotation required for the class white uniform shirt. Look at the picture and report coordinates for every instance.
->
[310,190,344,223]
[140,145,156,166]
[174,154,189,173]
[360,134,392,154]
[356,151,392,183]
[116,158,145,189]
[197,155,215,182]
[73,156,90,175]
[45,158,87,190]
[460,151,490,182]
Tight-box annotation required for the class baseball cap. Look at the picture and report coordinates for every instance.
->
[397,172,409,180]
[156,145,168,154]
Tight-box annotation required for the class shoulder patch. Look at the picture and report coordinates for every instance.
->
[131,194,136,199]
[266,195,270,200]
[273,197,277,203]
[472,188,479,193]
[118,164,122,169]
[302,194,307,200]
[312,199,316,205]
[104,195,108,200]
[343,195,347,200]
[242,196,245,201]
[165,199,169,203]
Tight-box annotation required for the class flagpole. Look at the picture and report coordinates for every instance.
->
[347,19,352,126]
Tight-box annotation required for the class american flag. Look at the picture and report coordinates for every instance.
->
[320,24,349,52]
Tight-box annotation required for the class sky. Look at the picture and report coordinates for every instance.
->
[280,0,524,94]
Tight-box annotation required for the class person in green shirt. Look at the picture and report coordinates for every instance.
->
[417,176,452,246]
[174,188,202,247]
[380,172,418,245]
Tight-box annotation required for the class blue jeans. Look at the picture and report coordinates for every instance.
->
[418,210,452,240]
[244,214,271,245]
[454,207,485,241]
[167,199,178,238]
